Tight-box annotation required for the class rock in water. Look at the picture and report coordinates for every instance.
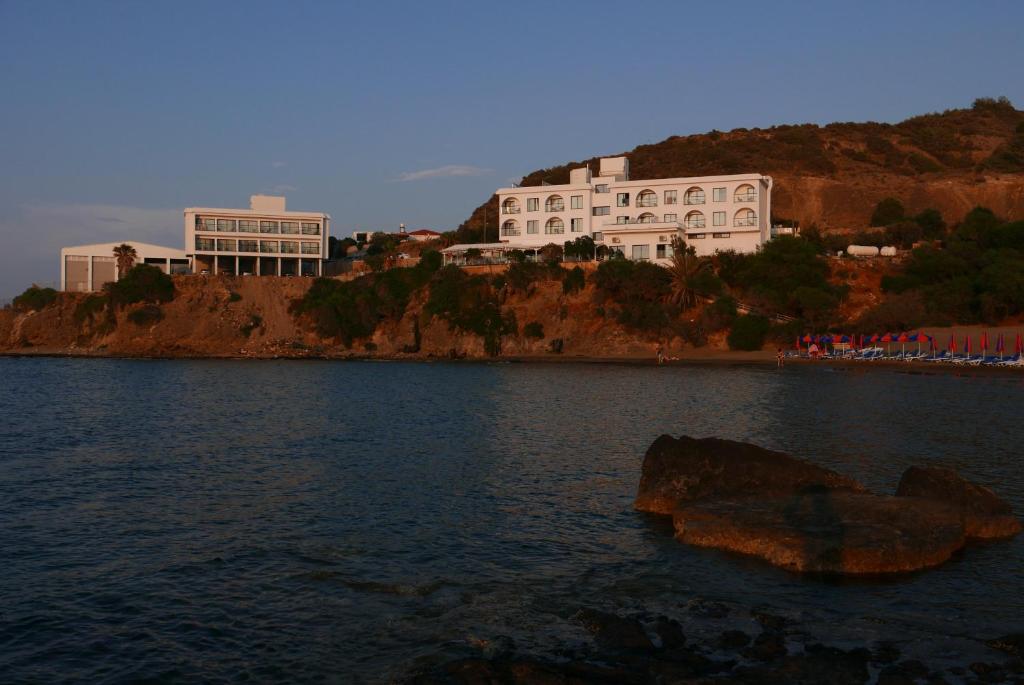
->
[673,492,967,574]
[895,466,1022,538]
[634,434,863,516]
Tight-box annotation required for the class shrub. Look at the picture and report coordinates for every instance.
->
[727,314,770,351]
[870,197,905,226]
[106,264,174,307]
[425,265,517,356]
[127,304,164,326]
[240,314,263,337]
[523,321,545,339]
[701,295,738,331]
[228,291,242,302]
[74,294,108,324]
[562,266,585,294]
[506,261,558,294]
[13,285,58,312]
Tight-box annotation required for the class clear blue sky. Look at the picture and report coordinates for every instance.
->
[2,0,1023,298]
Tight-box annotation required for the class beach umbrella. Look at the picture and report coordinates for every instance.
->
[802,334,814,344]
[981,331,989,357]
[948,334,957,358]
[996,333,1005,360]
[897,331,910,356]
[929,335,937,357]
[965,335,972,358]
[1017,332,1023,357]
[795,336,801,351]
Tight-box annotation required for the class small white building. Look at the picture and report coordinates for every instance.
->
[407,229,442,242]
[494,157,772,263]
[184,195,330,276]
[60,242,190,292]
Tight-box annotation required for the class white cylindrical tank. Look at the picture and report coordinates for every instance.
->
[880,246,898,257]
[846,245,880,257]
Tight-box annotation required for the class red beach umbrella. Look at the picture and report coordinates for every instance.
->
[1017,333,1023,356]
[981,331,989,356]
[949,335,957,356]
[965,335,972,357]
[996,333,1005,359]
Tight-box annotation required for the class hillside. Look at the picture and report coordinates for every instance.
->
[458,97,1024,237]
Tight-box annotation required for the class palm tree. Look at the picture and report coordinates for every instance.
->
[667,237,711,310]
[113,243,138,278]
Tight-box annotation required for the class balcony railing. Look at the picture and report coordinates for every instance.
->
[734,193,756,202]
[684,196,705,205]
[545,202,565,212]
[684,220,706,229]
[501,206,521,214]
[607,216,680,225]
[501,228,521,236]
[734,217,757,227]
[636,198,658,207]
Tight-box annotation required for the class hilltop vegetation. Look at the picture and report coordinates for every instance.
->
[455,97,1024,242]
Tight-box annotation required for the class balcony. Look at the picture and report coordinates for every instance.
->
[684,220,706,229]
[501,228,521,237]
[545,202,565,212]
[734,217,757,227]
[683,197,705,205]
[636,199,658,208]
[734,193,756,202]
[501,207,521,215]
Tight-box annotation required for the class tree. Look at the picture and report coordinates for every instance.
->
[666,238,711,309]
[870,197,905,227]
[113,243,138,278]
[914,208,945,239]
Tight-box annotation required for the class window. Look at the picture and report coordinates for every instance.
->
[301,242,320,254]
[280,241,299,254]
[545,217,564,234]
[636,190,657,207]
[527,220,539,234]
[526,198,539,212]
[502,198,521,214]
[199,217,217,231]
[238,220,258,233]
[684,210,705,229]
[570,218,583,232]
[664,190,677,205]
[238,240,258,252]
[631,244,649,260]
[545,195,564,212]
[734,184,756,202]
[260,220,279,233]
[195,237,214,250]
[216,239,236,251]
[260,241,278,253]
[593,231,604,241]
[217,219,237,232]
[592,206,610,216]
[713,211,726,227]
[713,187,726,202]
[610,245,625,257]
[280,221,299,234]
[616,192,630,207]
[713,232,731,239]
[301,222,320,235]
[616,215,629,224]
[594,184,609,193]
[656,244,675,259]
[689,233,706,239]
[502,220,520,237]
[637,213,657,223]
[570,195,583,209]
[734,208,757,227]
[684,187,705,205]
[664,213,677,222]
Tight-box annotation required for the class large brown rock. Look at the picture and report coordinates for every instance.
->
[895,466,1022,539]
[672,492,967,574]
[634,434,863,515]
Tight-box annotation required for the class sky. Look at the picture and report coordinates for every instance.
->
[1,0,1023,299]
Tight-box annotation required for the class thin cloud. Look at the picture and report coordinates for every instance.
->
[396,165,491,182]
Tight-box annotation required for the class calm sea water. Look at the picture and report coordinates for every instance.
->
[1,358,1022,683]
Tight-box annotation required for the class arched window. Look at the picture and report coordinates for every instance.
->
[502,198,520,214]
[545,195,564,212]
[501,220,520,236]
[684,211,705,229]
[734,208,757,227]
[637,212,657,223]
[734,184,756,202]
[636,189,658,208]
[545,217,564,234]
[684,187,705,205]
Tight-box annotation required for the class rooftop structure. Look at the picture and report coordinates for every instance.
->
[60,241,189,292]
[494,157,772,263]
[184,195,330,276]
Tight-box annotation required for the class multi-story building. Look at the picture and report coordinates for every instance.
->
[61,242,190,292]
[494,157,772,262]
[184,195,330,276]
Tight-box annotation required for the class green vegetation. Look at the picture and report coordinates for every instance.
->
[291,250,442,347]
[505,260,562,295]
[523,321,545,339]
[727,314,770,351]
[425,265,516,356]
[12,285,58,312]
[240,314,263,337]
[870,197,905,227]
[563,235,596,261]
[127,304,164,326]
[701,295,738,332]
[667,239,720,308]
[562,266,585,295]
[106,264,175,307]
[228,291,242,302]
[593,258,675,334]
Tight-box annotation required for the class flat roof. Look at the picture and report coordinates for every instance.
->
[184,207,330,219]
[61,241,188,256]
[496,172,769,194]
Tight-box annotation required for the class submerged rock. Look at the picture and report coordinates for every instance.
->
[634,434,863,516]
[896,466,1022,538]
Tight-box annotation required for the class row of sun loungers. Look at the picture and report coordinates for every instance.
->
[788,347,1024,367]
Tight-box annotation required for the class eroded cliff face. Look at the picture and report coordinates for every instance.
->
[0,275,666,360]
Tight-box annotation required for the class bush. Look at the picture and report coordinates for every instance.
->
[870,197,905,227]
[701,295,737,331]
[425,265,517,356]
[562,266,585,294]
[106,264,174,307]
[127,304,164,326]
[727,314,770,351]
[523,321,545,339]
[240,314,263,337]
[13,285,58,312]
[74,294,108,324]
[593,259,676,334]
[506,261,559,294]
[228,291,242,302]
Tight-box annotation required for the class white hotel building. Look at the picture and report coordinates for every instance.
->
[184,195,330,276]
[492,157,771,262]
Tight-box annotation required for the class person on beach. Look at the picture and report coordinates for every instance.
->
[776,348,784,367]
[808,342,819,359]
[656,346,665,365]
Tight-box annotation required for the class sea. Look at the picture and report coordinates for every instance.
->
[1,358,1022,682]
